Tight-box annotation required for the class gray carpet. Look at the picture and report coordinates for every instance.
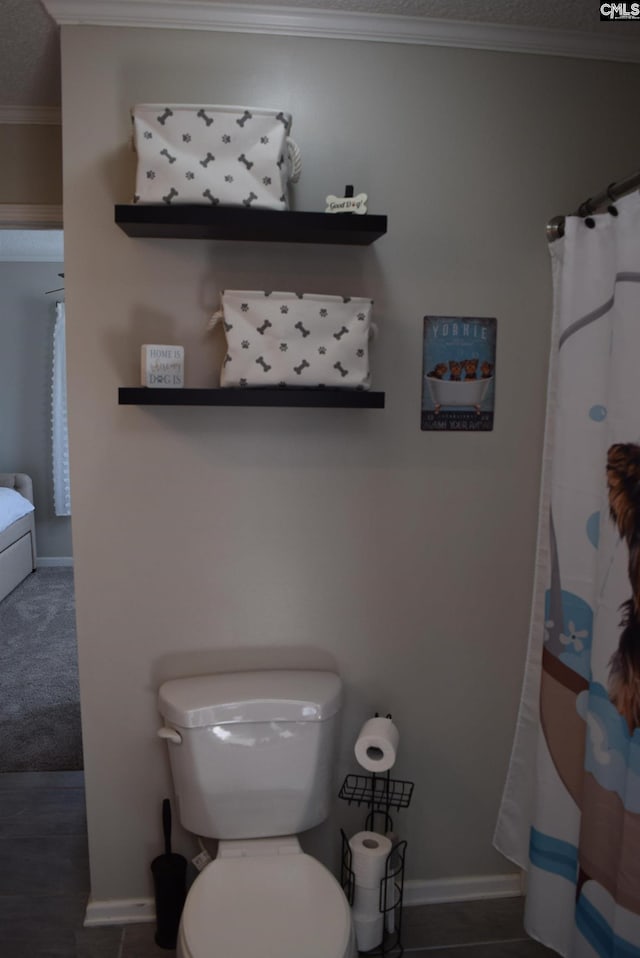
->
[0,567,83,771]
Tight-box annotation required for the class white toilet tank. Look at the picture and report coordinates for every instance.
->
[158,670,343,839]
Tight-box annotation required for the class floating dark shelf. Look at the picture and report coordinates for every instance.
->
[118,387,385,408]
[114,205,387,245]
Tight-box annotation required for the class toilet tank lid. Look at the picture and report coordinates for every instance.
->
[158,670,343,728]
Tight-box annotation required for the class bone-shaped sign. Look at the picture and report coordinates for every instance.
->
[325,192,368,215]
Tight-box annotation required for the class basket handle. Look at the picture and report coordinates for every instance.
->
[208,307,224,331]
[287,137,302,183]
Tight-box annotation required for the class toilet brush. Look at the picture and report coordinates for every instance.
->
[151,798,187,949]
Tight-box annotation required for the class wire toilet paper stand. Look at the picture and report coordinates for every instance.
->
[339,715,414,956]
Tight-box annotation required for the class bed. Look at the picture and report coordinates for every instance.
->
[0,473,37,603]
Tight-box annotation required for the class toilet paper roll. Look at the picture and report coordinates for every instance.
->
[352,883,381,917]
[384,878,400,934]
[384,831,401,932]
[352,911,384,952]
[348,831,392,890]
[354,716,399,773]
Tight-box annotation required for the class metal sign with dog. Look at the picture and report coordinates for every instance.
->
[421,316,497,431]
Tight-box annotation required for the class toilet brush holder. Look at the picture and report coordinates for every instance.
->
[151,798,187,949]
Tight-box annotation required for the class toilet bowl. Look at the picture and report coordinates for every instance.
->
[177,839,356,958]
[158,671,355,958]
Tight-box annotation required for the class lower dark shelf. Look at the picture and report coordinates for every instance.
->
[118,387,385,408]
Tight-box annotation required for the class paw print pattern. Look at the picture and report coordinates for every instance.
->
[224,175,234,183]
[185,171,195,180]
[143,131,153,139]
[222,134,231,144]
[263,177,272,186]
[219,293,370,387]
[146,170,156,180]
[260,136,269,144]
[182,134,191,143]
[357,312,366,321]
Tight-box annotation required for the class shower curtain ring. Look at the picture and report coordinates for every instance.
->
[578,197,596,228]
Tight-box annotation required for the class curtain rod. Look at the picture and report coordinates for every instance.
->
[546,169,640,243]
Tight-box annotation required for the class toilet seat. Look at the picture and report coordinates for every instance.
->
[178,851,355,958]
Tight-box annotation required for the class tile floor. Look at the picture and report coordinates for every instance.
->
[0,772,556,957]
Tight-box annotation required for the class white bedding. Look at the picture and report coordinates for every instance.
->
[0,487,35,534]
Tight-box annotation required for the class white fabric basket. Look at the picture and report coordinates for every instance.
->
[132,104,301,209]
[210,291,375,389]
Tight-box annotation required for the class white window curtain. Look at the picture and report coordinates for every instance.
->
[52,301,71,516]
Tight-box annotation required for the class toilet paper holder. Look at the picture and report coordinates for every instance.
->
[338,711,414,956]
[340,827,407,956]
[339,772,413,834]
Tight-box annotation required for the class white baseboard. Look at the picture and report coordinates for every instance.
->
[36,556,74,567]
[84,898,155,927]
[84,873,523,927]
[404,872,524,907]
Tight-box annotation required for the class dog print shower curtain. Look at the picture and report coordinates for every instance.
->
[494,190,640,957]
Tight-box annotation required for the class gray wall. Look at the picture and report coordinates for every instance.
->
[59,24,640,904]
[0,260,72,558]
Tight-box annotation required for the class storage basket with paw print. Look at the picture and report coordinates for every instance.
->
[209,291,376,389]
[131,104,301,209]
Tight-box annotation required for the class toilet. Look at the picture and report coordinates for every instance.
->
[157,669,357,958]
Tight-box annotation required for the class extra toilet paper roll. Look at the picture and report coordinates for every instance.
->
[354,716,400,773]
[348,831,392,890]
[384,878,400,934]
[384,831,400,932]
[352,911,384,952]
[353,883,380,916]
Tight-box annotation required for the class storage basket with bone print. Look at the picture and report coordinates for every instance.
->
[209,291,376,389]
[132,104,302,209]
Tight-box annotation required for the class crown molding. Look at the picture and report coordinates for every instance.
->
[0,106,61,125]
[41,1,640,63]
[0,205,64,230]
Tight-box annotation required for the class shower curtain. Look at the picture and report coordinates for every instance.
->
[494,190,640,957]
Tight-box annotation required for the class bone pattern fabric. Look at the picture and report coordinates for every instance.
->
[132,105,295,209]
[215,291,374,389]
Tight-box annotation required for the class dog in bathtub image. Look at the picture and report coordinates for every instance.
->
[606,442,640,731]
[533,443,640,920]
[421,317,496,431]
